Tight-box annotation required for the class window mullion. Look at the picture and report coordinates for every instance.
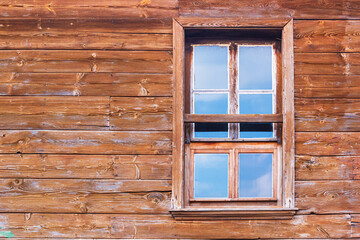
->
[228,149,237,199]
[234,148,239,198]
[229,42,239,140]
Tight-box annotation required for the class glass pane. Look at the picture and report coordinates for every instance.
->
[193,45,228,90]
[239,153,273,198]
[194,93,228,114]
[240,123,273,138]
[195,123,228,138]
[238,46,273,90]
[194,93,228,138]
[239,94,272,114]
[194,153,228,198]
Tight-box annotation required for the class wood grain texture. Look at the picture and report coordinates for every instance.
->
[0,214,112,238]
[0,0,178,19]
[0,214,350,239]
[177,17,289,28]
[296,180,360,214]
[296,155,360,180]
[179,0,360,19]
[110,97,172,131]
[0,31,172,50]
[0,50,173,73]
[0,179,171,193]
[111,214,351,239]
[294,20,360,52]
[0,0,358,238]
[184,113,283,123]
[296,132,360,156]
[0,179,171,213]
[0,154,171,179]
[295,75,360,98]
[171,19,185,209]
[352,214,360,238]
[295,53,360,75]
[282,19,295,209]
[0,73,172,96]
[295,98,360,132]
[0,130,172,154]
[0,192,171,214]
[7,239,357,240]
[0,96,109,130]
[0,18,172,34]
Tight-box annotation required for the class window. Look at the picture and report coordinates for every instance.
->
[171,18,296,220]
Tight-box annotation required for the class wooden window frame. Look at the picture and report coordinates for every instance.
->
[171,18,297,220]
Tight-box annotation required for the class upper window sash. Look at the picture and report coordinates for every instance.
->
[187,41,280,141]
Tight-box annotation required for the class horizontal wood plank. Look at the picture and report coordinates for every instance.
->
[111,214,350,239]
[110,97,172,130]
[296,155,360,180]
[0,214,350,238]
[296,180,360,214]
[0,130,172,154]
[0,32,172,50]
[0,214,112,238]
[294,20,360,52]
[295,75,360,98]
[6,239,357,240]
[296,132,360,156]
[179,0,360,19]
[0,50,173,73]
[0,0,178,19]
[295,53,360,75]
[0,192,171,214]
[0,73,172,96]
[0,18,172,34]
[0,179,171,213]
[0,154,171,179]
[184,114,283,123]
[0,96,109,130]
[0,179,170,194]
[0,178,171,194]
[295,98,360,132]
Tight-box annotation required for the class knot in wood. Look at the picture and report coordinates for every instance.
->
[8,179,25,190]
[324,191,339,200]
[146,192,165,204]
[79,203,88,213]
[133,112,139,119]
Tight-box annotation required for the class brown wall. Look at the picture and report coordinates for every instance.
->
[0,0,359,239]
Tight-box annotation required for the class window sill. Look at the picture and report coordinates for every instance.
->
[170,208,298,220]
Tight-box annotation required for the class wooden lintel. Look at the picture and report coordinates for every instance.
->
[176,18,290,29]
[184,114,283,123]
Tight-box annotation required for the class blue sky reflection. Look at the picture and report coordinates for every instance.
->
[194,153,228,198]
[194,45,228,90]
[238,46,272,90]
[239,153,273,198]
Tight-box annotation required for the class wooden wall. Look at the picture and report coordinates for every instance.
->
[0,0,359,239]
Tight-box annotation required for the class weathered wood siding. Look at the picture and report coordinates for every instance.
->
[0,0,359,239]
